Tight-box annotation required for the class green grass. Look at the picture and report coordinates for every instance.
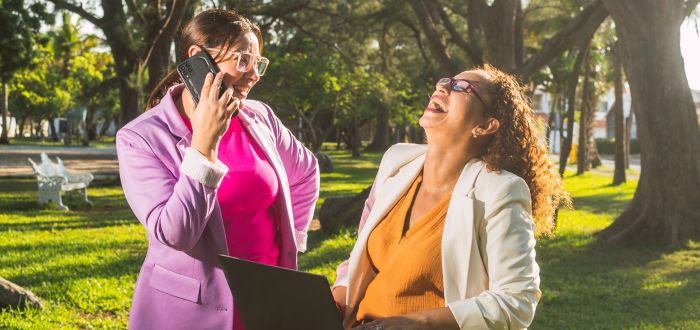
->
[7,136,116,148]
[1,151,698,329]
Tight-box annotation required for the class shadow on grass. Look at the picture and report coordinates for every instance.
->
[534,231,700,329]
[3,250,145,291]
[570,191,632,215]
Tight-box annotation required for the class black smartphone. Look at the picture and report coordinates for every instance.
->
[176,51,229,106]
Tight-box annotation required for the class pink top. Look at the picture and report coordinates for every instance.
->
[180,113,281,330]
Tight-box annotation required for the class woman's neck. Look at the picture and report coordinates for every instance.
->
[422,140,480,194]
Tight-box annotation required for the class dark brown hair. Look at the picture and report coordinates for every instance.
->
[478,64,570,236]
[146,9,263,109]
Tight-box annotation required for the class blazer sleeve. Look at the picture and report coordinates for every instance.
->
[261,102,320,253]
[116,128,227,252]
[447,177,541,330]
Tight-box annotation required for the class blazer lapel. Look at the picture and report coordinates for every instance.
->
[355,153,426,246]
[345,152,426,312]
[442,159,485,303]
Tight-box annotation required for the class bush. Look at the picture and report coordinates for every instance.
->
[595,138,640,154]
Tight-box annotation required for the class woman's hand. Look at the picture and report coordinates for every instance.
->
[190,72,239,162]
[351,308,459,330]
[332,286,348,316]
[351,315,428,330]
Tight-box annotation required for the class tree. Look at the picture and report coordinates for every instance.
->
[407,0,608,80]
[598,0,700,245]
[0,0,51,143]
[611,41,626,185]
[49,0,195,127]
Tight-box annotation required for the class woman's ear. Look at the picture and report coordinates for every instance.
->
[474,118,500,137]
[187,45,203,58]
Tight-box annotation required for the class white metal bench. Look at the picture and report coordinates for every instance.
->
[27,153,94,210]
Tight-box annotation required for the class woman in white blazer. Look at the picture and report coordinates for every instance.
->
[332,65,569,330]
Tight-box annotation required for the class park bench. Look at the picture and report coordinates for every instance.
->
[27,153,94,211]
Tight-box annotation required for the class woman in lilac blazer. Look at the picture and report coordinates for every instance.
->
[117,9,319,329]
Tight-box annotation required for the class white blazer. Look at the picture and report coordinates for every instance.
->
[334,143,541,329]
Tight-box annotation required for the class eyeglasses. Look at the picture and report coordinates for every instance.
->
[205,47,270,76]
[437,77,488,109]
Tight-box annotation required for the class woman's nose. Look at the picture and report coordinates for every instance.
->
[436,82,449,95]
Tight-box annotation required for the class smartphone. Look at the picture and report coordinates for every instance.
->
[176,51,230,107]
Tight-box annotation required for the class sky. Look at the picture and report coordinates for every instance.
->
[681,21,700,90]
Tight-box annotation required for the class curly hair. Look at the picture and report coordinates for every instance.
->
[477,64,570,236]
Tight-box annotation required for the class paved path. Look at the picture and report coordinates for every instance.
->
[0,145,118,178]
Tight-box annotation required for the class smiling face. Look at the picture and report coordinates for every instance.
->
[215,32,262,103]
[420,70,495,145]
[187,31,262,108]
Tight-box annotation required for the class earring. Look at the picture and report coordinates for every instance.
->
[472,131,478,138]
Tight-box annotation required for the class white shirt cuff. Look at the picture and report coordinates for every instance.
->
[180,147,228,188]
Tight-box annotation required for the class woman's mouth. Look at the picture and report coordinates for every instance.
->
[426,99,448,113]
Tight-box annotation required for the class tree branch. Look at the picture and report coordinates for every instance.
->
[516,0,608,80]
[398,18,431,66]
[408,0,457,75]
[125,0,147,25]
[141,0,188,66]
[279,16,365,66]
[432,0,483,66]
[48,0,103,28]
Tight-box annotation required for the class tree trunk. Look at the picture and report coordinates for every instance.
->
[624,109,633,168]
[0,277,43,309]
[48,116,58,141]
[117,73,143,127]
[598,0,700,245]
[0,83,9,144]
[577,52,593,175]
[612,42,626,185]
[480,0,518,71]
[18,117,27,138]
[366,105,390,152]
[351,116,361,158]
[98,115,112,137]
[559,43,589,176]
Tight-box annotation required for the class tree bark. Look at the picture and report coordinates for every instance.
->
[559,43,589,176]
[366,105,390,152]
[598,0,700,245]
[624,110,633,168]
[477,0,519,71]
[0,83,9,144]
[612,42,626,185]
[577,52,593,175]
[351,115,361,158]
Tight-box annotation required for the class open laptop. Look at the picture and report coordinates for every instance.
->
[218,254,344,330]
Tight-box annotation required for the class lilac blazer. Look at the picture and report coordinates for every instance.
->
[117,85,319,329]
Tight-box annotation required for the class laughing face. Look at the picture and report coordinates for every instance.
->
[420,70,494,142]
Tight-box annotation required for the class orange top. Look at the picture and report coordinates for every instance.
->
[356,173,451,322]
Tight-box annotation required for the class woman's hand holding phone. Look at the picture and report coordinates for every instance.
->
[190,72,240,163]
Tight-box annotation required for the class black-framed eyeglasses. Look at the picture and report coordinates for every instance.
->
[437,77,488,109]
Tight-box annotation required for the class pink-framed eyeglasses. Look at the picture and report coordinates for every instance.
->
[205,47,270,76]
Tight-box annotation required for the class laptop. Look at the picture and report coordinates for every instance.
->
[218,254,344,330]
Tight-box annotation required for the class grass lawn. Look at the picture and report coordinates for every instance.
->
[6,136,116,149]
[1,149,698,329]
